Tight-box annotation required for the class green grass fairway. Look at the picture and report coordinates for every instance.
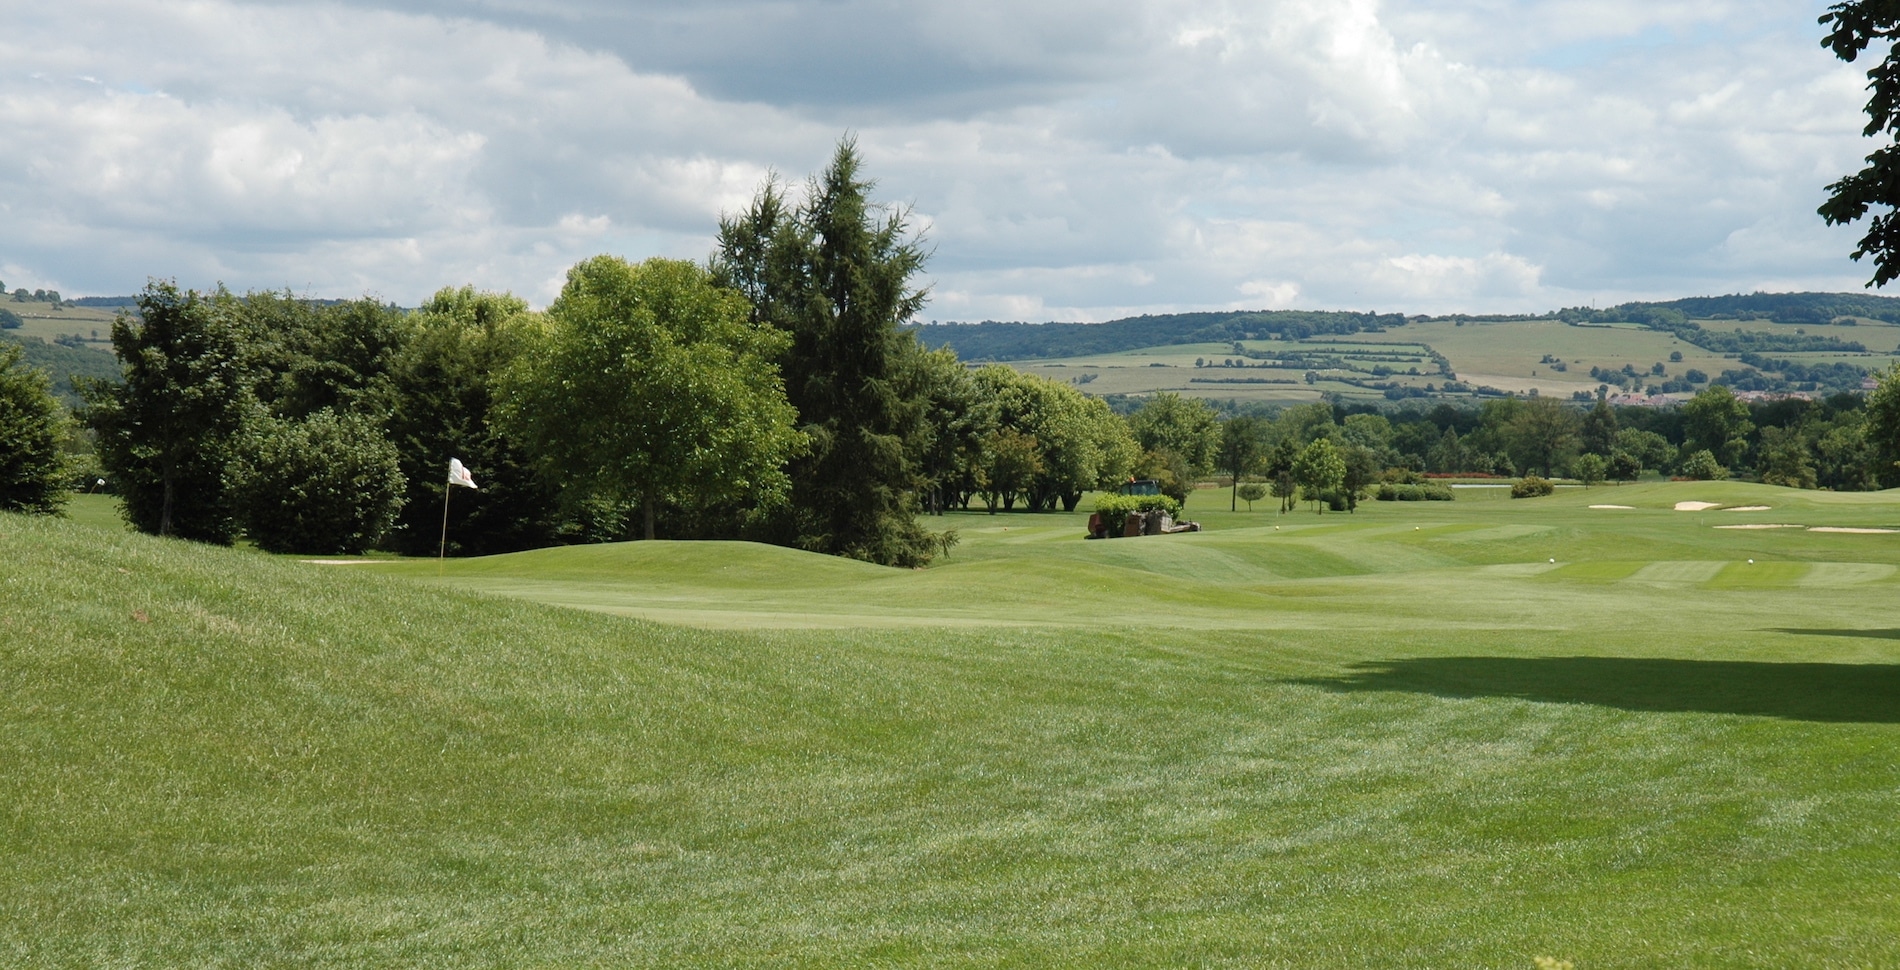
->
[6,481,1900,966]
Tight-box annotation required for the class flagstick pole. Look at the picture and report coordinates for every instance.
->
[438,482,452,570]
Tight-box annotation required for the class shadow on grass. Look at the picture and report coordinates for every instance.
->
[1772,628,1900,641]
[1296,655,1900,723]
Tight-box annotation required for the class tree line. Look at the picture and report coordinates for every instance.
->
[9,142,1900,555]
[0,144,1210,564]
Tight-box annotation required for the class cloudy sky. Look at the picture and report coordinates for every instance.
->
[0,0,1883,318]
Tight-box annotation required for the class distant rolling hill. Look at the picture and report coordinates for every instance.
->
[1,333,119,408]
[911,291,1900,362]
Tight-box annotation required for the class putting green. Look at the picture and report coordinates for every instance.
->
[381,481,1900,635]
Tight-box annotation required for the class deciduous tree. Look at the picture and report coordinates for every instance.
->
[1128,392,1220,481]
[1819,2,1900,285]
[384,287,563,555]
[1681,385,1754,468]
[81,281,253,542]
[1219,416,1267,510]
[1580,395,1619,455]
[499,256,803,541]
[1292,438,1345,514]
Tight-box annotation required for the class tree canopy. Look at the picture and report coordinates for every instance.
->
[1820,2,1900,286]
[499,256,803,541]
[1128,392,1221,481]
[82,282,253,542]
[384,287,561,556]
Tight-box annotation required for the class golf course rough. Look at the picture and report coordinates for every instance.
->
[2,480,1898,968]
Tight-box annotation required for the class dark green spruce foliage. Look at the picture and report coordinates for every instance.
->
[717,140,948,566]
[227,409,405,555]
[384,288,561,556]
[82,282,252,542]
[0,343,69,513]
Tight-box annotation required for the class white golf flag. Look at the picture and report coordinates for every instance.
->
[448,458,478,490]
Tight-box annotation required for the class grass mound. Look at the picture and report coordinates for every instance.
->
[6,485,1900,966]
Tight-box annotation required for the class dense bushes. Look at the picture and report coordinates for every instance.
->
[227,410,405,555]
[1511,476,1555,498]
[1375,482,1453,501]
[1679,450,1728,481]
[1093,493,1183,521]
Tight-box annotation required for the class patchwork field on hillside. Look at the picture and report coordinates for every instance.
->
[5,483,1898,967]
[1004,317,1900,404]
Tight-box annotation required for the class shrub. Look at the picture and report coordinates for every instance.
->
[1375,483,1454,501]
[0,307,22,329]
[1572,453,1607,486]
[1093,493,1183,523]
[1679,449,1728,481]
[228,409,406,555]
[0,342,70,514]
[1236,482,1267,510]
[1511,476,1555,498]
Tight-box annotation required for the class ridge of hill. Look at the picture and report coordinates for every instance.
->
[0,332,121,407]
[912,291,1900,362]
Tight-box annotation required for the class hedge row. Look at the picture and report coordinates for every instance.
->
[1093,493,1184,521]
[1375,483,1454,502]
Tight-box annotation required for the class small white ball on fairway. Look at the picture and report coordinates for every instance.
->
[1548,558,1556,563]
[1748,559,1754,564]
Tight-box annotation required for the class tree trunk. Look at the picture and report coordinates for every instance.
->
[643,496,655,541]
[159,464,175,537]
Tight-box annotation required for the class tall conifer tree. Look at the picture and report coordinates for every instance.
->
[717,139,949,566]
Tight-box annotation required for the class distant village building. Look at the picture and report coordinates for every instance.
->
[1732,389,1817,403]
[1605,392,1674,407]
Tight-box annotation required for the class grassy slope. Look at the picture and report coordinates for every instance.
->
[5,483,1900,967]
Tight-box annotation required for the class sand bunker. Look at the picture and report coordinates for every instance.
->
[1589,504,1635,510]
[1807,527,1899,534]
[1673,501,1722,511]
[300,559,394,565]
[1714,524,1804,530]
[1722,505,1772,512]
